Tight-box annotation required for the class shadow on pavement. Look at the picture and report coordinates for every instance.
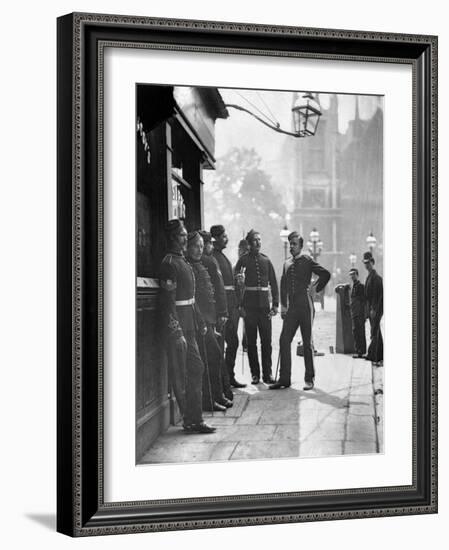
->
[300,387,351,409]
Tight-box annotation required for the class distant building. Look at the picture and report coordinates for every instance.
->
[273,93,383,281]
[339,98,383,275]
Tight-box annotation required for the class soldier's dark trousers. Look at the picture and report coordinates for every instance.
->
[167,330,204,426]
[351,316,367,355]
[215,331,233,400]
[368,316,383,362]
[244,306,272,379]
[198,325,224,408]
[279,298,315,384]
[224,306,240,380]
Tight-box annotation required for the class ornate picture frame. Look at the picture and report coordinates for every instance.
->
[57,12,437,536]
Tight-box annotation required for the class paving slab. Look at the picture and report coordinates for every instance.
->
[300,417,346,442]
[258,407,300,425]
[349,386,372,397]
[344,440,377,455]
[139,318,382,464]
[243,388,277,400]
[298,391,350,412]
[202,415,237,426]
[230,440,300,460]
[372,364,384,452]
[152,427,221,445]
[234,401,265,425]
[140,442,238,464]
[346,414,376,442]
[272,424,301,441]
[221,424,276,442]
[347,401,373,416]
[221,394,249,418]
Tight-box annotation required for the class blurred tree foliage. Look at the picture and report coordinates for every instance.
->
[204,147,286,273]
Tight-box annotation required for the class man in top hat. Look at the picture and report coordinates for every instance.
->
[234,229,279,385]
[348,268,367,358]
[210,224,247,389]
[270,231,330,391]
[362,251,383,365]
[159,219,215,434]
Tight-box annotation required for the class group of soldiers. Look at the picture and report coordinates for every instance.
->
[159,218,382,435]
[339,251,384,366]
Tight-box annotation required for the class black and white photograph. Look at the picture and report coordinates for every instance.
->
[135,84,384,464]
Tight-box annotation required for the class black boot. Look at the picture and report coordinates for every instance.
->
[230,378,247,388]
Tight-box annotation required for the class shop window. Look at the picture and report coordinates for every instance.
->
[171,181,186,219]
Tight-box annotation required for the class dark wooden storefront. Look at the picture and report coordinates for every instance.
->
[136,85,228,461]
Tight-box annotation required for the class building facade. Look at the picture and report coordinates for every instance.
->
[276,94,383,285]
[136,85,228,460]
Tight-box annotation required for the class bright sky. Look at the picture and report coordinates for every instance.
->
[214,89,382,167]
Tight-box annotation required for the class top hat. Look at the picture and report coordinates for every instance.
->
[362,251,375,264]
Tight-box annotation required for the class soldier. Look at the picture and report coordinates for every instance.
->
[194,230,233,408]
[159,219,216,434]
[238,238,250,258]
[237,238,250,353]
[348,268,367,358]
[235,229,279,385]
[270,231,330,391]
[210,225,247,389]
[363,251,383,365]
[199,230,234,403]
[199,230,228,334]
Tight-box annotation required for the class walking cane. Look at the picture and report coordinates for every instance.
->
[217,318,231,392]
[237,267,247,377]
[274,348,281,381]
[241,318,246,376]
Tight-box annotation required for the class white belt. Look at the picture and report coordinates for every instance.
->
[224,285,235,290]
[245,286,269,291]
[175,297,195,306]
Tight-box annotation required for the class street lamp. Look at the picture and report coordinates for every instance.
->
[366,231,377,253]
[307,227,323,261]
[225,92,322,139]
[280,225,290,261]
[349,252,357,267]
[292,93,322,137]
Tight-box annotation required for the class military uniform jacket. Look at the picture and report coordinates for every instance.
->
[187,258,219,325]
[365,270,383,323]
[159,250,198,339]
[201,254,228,319]
[350,280,366,319]
[212,247,238,310]
[234,251,279,309]
[280,254,330,312]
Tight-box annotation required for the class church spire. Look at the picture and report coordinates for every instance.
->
[353,95,362,137]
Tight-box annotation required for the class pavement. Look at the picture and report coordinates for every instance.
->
[140,297,384,464]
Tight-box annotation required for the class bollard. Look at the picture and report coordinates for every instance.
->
[335,284,356,354]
